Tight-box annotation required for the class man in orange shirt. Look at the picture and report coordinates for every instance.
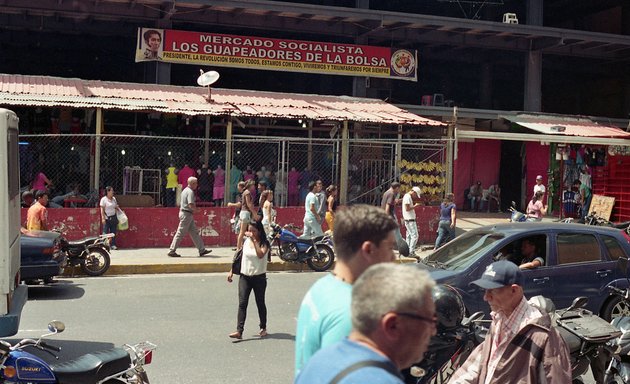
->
[26,191,49,231]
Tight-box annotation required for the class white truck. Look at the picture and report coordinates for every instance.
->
[0,108,27,336]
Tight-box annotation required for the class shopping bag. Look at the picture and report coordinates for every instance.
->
[117,210,129,231]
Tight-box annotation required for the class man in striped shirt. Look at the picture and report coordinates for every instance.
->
[450,260,570,383]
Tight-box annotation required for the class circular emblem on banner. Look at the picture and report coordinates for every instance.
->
[391,50,415,77]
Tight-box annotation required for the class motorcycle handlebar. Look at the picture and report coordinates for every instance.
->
[608,285,628,298]
[39,341,61,352]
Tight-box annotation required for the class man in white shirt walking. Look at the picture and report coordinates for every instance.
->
[168,177,211,258]
[402,186,421,257]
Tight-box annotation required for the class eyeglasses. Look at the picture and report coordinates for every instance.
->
[394,312,438,326]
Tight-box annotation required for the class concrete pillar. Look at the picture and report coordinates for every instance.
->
[526,0,543,26]
[352,0,369,98]
[524,50,542,112]
[93,108,103,193]
[339,121,350,205]
[479,62,493,109]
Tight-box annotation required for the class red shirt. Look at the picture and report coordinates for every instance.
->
[177,166,196,186]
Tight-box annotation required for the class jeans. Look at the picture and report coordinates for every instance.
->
[404,219,418,254]
[435,220,454,249]
[237,274,267,333]
[103,214,118,247]
[469,197,481,211]
[303,217,324,238]
[582,195,592,220]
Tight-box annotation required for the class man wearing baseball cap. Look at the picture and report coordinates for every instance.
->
[402,186,422,257]
[533,175,546,197]
[450,260,570,383]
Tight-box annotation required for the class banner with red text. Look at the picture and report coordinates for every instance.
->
[135,28,417,81]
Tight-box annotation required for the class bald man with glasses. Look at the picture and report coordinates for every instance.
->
[296,263,436,383]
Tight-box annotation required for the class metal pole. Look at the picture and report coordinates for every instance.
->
[94,108,103,195]
[339,120,349,205]
[280,140,287,207]
[204,116,210,165]
[307,121,313,171]
[445,106,458,194]
[395,124,403,180]
[224,119,233,207]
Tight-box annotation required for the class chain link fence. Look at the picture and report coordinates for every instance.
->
[19,133,446,207]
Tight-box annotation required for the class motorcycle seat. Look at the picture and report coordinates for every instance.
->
[297,235,325,242]
[67,237,100,246]
[51,347,130,384]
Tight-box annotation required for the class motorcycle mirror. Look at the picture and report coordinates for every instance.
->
[47,320,65,333]
[567,297,588,311]
[461,311,485,327]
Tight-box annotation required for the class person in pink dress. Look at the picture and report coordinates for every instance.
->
[213,165,225,206]
[32,169,53,193]
[288,167,300,206]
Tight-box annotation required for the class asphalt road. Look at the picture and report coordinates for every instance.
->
[15,272,321,384]
[13,273,598,384]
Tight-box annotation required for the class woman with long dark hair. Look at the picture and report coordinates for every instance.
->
[527,191,547,221]
[227,220,270,339]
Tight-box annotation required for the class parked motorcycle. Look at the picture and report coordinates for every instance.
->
[404,285,488,384]
[602,285,630,383]
[269,223,335,272]
[562,211,630,235]
[544,296,622,383]
[0,320,156,383]
[507,201,541,223]
[54,225,113,276]
[405,312,486,383]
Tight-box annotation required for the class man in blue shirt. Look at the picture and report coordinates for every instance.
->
[294,205,399,376]
[296,263,437,383]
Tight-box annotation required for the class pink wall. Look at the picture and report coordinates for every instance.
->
[453,139,501,207]
[22,205,439,248]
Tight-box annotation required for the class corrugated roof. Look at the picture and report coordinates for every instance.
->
[501,113,630,138]
[0,74,443,126]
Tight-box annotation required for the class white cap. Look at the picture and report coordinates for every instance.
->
[412,186,422,195]
[536,175,543,180]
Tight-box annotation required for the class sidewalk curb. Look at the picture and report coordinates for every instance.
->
[62,258,419,277]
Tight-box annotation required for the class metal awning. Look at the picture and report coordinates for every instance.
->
[500,113,630,138]
[0,73,444,127]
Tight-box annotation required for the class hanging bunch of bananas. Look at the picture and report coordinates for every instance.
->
[398,159,446,202]
[397,159,444,173]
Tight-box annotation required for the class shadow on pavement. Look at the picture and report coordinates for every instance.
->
[27,279,86,300]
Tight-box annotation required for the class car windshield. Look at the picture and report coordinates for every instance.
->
[424,231,504,270]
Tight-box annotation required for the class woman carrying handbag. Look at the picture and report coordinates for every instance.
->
[227,220,270,339]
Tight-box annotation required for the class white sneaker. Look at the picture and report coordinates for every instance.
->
[111,245,117,250]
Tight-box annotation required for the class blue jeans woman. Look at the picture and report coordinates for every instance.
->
[435,193,456,250]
